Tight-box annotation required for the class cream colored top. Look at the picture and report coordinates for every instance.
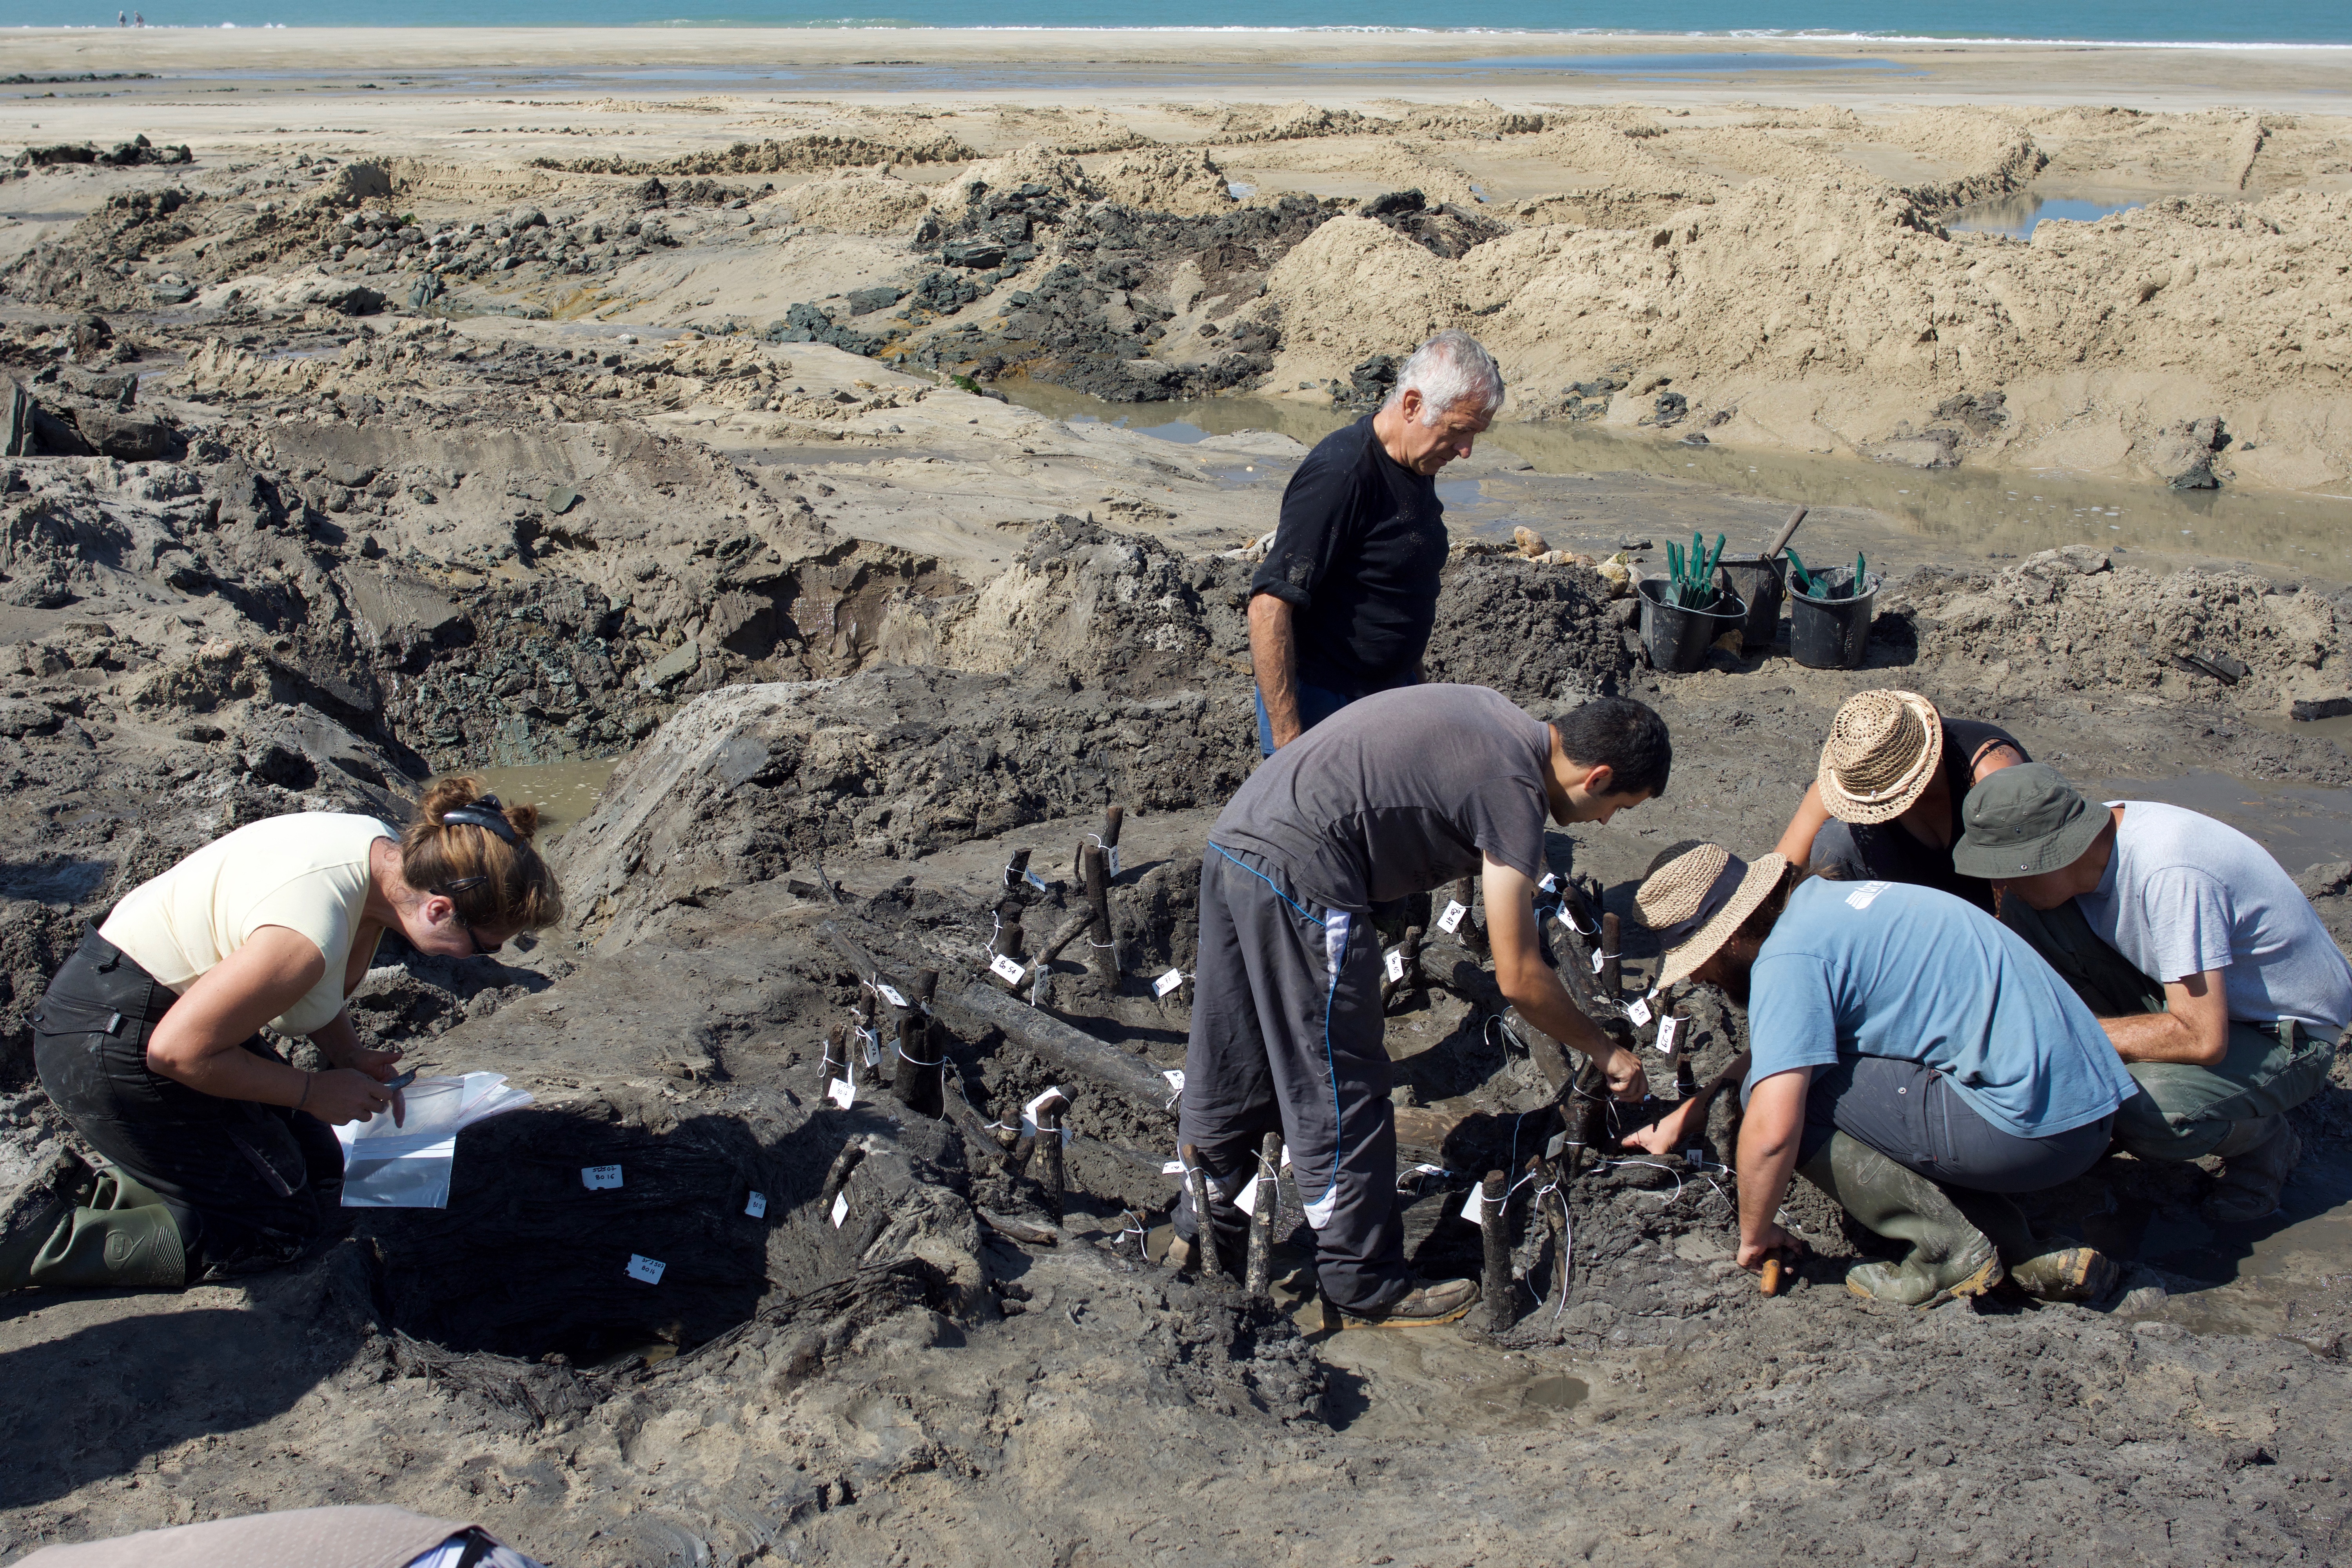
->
[101,812,398,1037]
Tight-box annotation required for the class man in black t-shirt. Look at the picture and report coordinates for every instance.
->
[1175,686,1670,1325]
[1249,330,1504,755]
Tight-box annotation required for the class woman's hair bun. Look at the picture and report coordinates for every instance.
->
[503,801,543,841]
[402,774,565,931]
[412,776,540,843]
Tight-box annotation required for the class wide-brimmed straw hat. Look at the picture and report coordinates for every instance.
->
[1635,844,1791,989]
[1818,690,1944,825]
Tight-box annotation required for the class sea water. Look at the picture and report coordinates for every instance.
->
[22,0,2352,48]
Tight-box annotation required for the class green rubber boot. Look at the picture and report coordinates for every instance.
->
[1797,1133,2002,1308]
[22,1163,187,1292]
[1947,1188,2120,1303]
[1,1149,93,1292]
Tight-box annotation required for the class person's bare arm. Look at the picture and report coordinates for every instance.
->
[307,1008,407,1082]
[1624,1049,1750,1157]
[2102,970,2230,1066]
[1773,779,1832,867]
[1248,592,1304,750]
[1481,855,1647,1100]
[1735,1067,1809,1272]
[145,926,401,1126]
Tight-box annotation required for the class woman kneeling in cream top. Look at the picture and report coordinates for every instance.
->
[5,779,562,1294]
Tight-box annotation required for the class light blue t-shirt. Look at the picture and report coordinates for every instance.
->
[1744,878,2138,1140]
[2080,801,2352,1035]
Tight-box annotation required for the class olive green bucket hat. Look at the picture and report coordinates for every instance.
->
[1953,762,2108,879]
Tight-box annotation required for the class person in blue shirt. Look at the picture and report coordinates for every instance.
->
[1634,843,2138,1307]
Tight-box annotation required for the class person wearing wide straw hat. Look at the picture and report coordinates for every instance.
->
[1772,690,2027,914]
[1957,763,2348,1225]
[1634,842,2137,1306]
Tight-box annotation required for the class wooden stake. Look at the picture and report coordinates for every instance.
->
[1245,1131,1281,1298]
[1480,1168,1513,1333]
[1003,846,1033,893]
[1599,912,1621,1000]
[1180,1142,1223,1280]
[1080,843,1118,984]
[1450,875,1489,958]
[1102,804,1124,878]
[890,968,943,1118]
[1035,1098,1065,1223]
[1380,924,1424,1011]
[820,1023,848,1087]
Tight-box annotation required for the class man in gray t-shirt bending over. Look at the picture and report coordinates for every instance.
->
[1177,684,1667,1325]
[1959,764,2352,1225]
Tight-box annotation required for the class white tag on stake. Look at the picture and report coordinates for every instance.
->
[830,1191,849,1228]
[990,953,1027,985]
[1161,1069,1185,1096]
[1655,1015,1683,1056]
[1021,1086,1068,1136]
[1437,900,1468,934]
[860,1030,880,1068]
[1384,950,1406,983]
[1686,1148,1704,1168]
[827,1077,855,1110]
[1538,873,1559,893]
[1461,1188,1488,1225]
[1154,969,1185,998]
[1023,868,1052,893]
[1236,1174,1261,1214]
[626,1254,665,1284]
[744,1191,768,1218]
[1628,996,1653,1027]
[875,983,907,1009]
[581,1165,622,1191]
[1590,949,1606,975]
[1107,846,1121,880]
[1162,1159,1185,1176]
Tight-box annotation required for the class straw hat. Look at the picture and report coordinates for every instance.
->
[1635,844,1791,989]
[1817,690,1944,825]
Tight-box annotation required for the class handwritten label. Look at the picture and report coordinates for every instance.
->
[1437,900,1468,934]
[860,1029,880,1068]
[1686,1148,1704,1168]
[829,1191,849,1228]
[626,1254,665,1285]
[1236,1174,1261,1214]
[875,983,907,1010]
[581,1165,622,1191]
[744,1191,768,1219]
[1845,880,1895,911]
[1162,1158,1186,1176]
[1161,1069,1185,1096]
[1545,1132,1568,1160]
[1154,969,1185,998]
[1627,996,1653,1027]
[1537,872,1559,893]
[1655,1015,1683,1056]
[1021,1086,1067,1136]
[1590,949,1607,975]
[990,953,1027,985]
[1023,868,1052,893]
[827,1077,855,1110]
[1384,950,1406,983]
[1107,846,1121,880]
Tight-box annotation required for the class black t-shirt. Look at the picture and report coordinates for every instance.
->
[1212,684,1552,912]
[1833,719,2027,913]
[1250,415,1447,696]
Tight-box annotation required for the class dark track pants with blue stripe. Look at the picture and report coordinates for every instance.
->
[1175,844,1408,1313]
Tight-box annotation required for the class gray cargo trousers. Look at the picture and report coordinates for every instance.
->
[2002,896,2334,1161]
[1174,843,1408,1313]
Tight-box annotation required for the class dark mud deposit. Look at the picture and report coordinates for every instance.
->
[6,147,2352,1568]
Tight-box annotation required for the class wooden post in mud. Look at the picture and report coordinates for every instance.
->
[1480,1169,1514,1333]
[1380,925,1425,1012]
[891,968,943,1118]
[820,1024,849,1089]
[1003,847,1033,893]
[1245,1131,1282,1299]
[1449,874,1488,958]
[1599,913,1621,1001]
[1034,1098,1066,1223]
[1180,1142,1223,1280]
[1081,842,1118,984]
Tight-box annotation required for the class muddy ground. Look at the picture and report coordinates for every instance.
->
[6,124,2352,1568]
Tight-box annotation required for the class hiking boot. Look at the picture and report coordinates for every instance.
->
[1797,1132,2002,1308]
[1336,1276,1480,1328]
[2203,1117,2301,1227]
[1947,1187,2121,1304]
[0,1149,90,1292]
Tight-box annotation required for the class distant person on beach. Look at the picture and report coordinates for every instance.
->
[1247,328,1503,755]
[1,781,562,1296]
[1774,688,2029,913]
[1960,764,2350,1225]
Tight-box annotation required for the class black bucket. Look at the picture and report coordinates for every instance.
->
[1715,555,1786,652]
[1637,577,1748,674]
[1787,567,1882,670]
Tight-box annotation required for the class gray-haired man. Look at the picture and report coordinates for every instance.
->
[1249,329,1504,755]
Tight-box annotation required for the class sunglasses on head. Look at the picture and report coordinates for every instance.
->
[427,873,502,957]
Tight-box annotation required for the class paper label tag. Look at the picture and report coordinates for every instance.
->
[875,983,907,1009]
[1628,996,1653,1027]
[1685,1148,1704,1167]
[1107,846,1121,879]
[1161,1069,1185,1095]
[1154,968,1185,998]
[827,1076,855,1109]
[1236,1174,1261,1214]
[1384,950,1406,983]
[1557,905,1579,931]
[744,1191,768,1218]
[1437,900,1468,934]
[1281,1145,1292,1169]
[1162,1158,1185,1175]
[1590,948,1607,975]
[1023,868,1052,893]
[860,1029,880,1068]
[990,953,1027,985]
[1461,1188,1489,1225]
[581,1165,622,1190]
[1021,1085,1067,1136]
[1545,1132,1568,1160]
[829,1191,849,1228]
[1845,880,1895,911]
[626,1254,665,1284]
[1655,1015,1682,1055]
[1538,872,1559,893]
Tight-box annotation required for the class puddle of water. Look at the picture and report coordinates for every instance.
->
[2090,769,2352,869]
[1951,191,2149,239]
[463,757,621,843]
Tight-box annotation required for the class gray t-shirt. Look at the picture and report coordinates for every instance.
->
[2078,800,2352,1033]
[1211,683,1553,912]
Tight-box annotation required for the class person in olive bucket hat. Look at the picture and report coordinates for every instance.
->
[1958,763,2351,1225]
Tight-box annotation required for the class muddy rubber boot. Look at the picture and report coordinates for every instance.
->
[1796,1133,2002,1308]
[24,1163,187,1291]
[0,1149,94,1292]
[1947,1187,2120,1303]
[2203,1116,2301,1227]
[1336,1276,1480,1328]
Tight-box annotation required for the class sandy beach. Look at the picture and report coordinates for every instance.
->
[3,27,2352,1568]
